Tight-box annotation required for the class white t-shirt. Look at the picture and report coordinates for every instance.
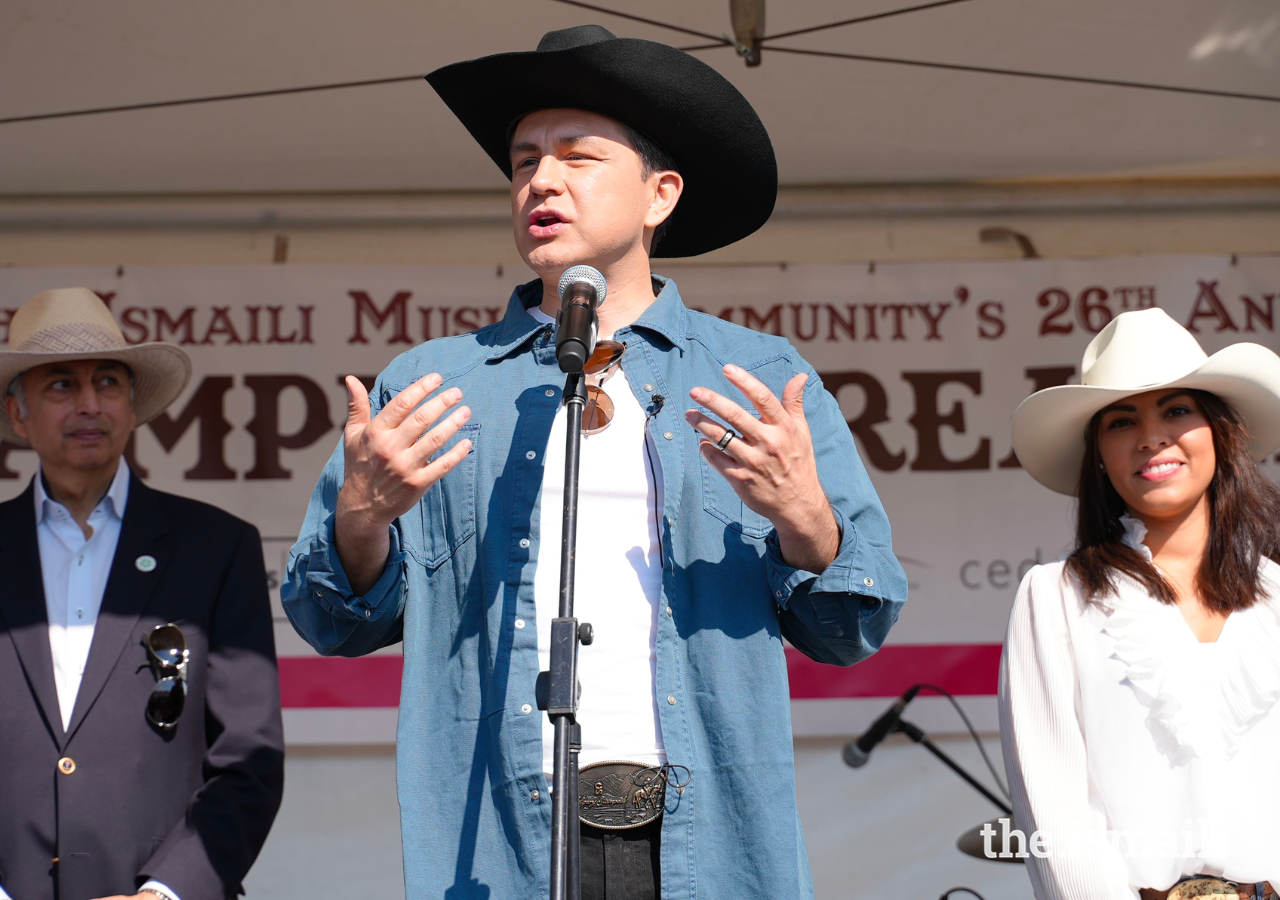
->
[529,307,666,776]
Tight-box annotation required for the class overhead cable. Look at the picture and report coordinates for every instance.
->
[0,74,425,126]
[548,0,731,45]
[763,44,1280,105]
[762,0,977,42]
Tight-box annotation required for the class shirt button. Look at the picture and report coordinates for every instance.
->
[666,606,673,616]
[365,609,372,618]
[644,384,654,392]
[545,389,555,397]
[519,538,530,549]
[521,703,532,714]
[667,695,676,706]
[663,432,673,440]
[526,450,536,460]
[531,790,541,801]
[863,577,875,588]
[775,590,783,598]
[57,757,76,775]
[515,619,526,629]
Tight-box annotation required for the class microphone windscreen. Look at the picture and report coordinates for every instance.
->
[842,741,869,769]
[557,265,608,306]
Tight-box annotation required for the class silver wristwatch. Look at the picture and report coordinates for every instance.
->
[141,888,177,900]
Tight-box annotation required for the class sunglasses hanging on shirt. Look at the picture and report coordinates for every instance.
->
[144,623,188,730]
[581,340,626,435]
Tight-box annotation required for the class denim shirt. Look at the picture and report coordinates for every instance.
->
[283,276,907,900]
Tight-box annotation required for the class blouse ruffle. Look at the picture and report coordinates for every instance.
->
[1096,515,1280,763]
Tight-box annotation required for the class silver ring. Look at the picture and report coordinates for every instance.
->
[715,429,736,451]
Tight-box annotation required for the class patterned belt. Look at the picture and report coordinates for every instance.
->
[577,760,692,830]
[1140,879,1278,900]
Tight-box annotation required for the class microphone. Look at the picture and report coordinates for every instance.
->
[842,685,922,768]
[555,265,608,374]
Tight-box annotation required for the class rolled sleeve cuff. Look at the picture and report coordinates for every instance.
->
[765,505,885,616]
[140,880,181,900]
[302,511,407,621]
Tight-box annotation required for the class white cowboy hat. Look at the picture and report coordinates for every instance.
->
[1011,307,1280,495]
[0,287,192,446]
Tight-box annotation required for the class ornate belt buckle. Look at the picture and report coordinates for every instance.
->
[1167,879,1238,900]
[577,760,671,830]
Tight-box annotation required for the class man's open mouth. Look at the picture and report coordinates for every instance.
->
[528,209,569,238]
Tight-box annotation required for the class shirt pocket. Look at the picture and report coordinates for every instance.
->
[697,408,773,540]
[400,423,481,569]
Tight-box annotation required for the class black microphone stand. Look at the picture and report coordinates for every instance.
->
[536,368,594,900]
[895,719,1011,815]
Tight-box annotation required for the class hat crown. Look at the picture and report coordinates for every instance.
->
[1080,307,1208,391]
[7,288,126,354]
[536,25,616,52]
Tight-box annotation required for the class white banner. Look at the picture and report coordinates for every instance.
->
[3,258,1277,734]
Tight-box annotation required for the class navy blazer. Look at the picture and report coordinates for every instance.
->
[0,472,284,900]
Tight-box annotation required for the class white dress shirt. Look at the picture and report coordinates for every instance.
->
[999,516,1280,898]
[528,307,667,778]
[36,459,130,732]
[7,461,182,900]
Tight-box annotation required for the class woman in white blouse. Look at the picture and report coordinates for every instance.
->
[1000,308,1280,900]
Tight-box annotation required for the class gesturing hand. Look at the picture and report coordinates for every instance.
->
[686,364,839,574]
[335,373,472,593]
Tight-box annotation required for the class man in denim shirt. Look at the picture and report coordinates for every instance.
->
[284,25,906,900]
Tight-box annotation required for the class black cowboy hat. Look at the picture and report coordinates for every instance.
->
[426,25,777,258]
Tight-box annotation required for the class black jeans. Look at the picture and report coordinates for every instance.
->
[580,819,661,900]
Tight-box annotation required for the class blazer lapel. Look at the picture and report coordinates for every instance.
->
[0,479,66,747]
[65,472,171,740]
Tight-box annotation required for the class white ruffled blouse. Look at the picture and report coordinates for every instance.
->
[998,517,1280,898]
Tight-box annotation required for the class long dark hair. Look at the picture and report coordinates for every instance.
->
[1066,389,1280,611]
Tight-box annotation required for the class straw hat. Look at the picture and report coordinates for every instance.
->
[1011,307,1280,495]
[0,288,192,446]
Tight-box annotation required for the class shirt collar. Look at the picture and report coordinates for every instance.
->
[34,459,131,525]
[626,275,687,347]
[484,274,687,362]
[1119,513,1153,561]
[484,280,552,362]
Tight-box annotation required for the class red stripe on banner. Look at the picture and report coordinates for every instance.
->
[278,655,404,708]
[785,644,1003,699]
[277,644,1004,708]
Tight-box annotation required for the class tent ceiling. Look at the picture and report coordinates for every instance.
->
[0,0,1277,194]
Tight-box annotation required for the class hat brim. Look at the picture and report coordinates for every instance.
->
[0,343,193,446]
[1011,342,1280,495]
[426,38,777,258]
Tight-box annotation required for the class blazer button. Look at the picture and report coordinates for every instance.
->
[57,757,76,775]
